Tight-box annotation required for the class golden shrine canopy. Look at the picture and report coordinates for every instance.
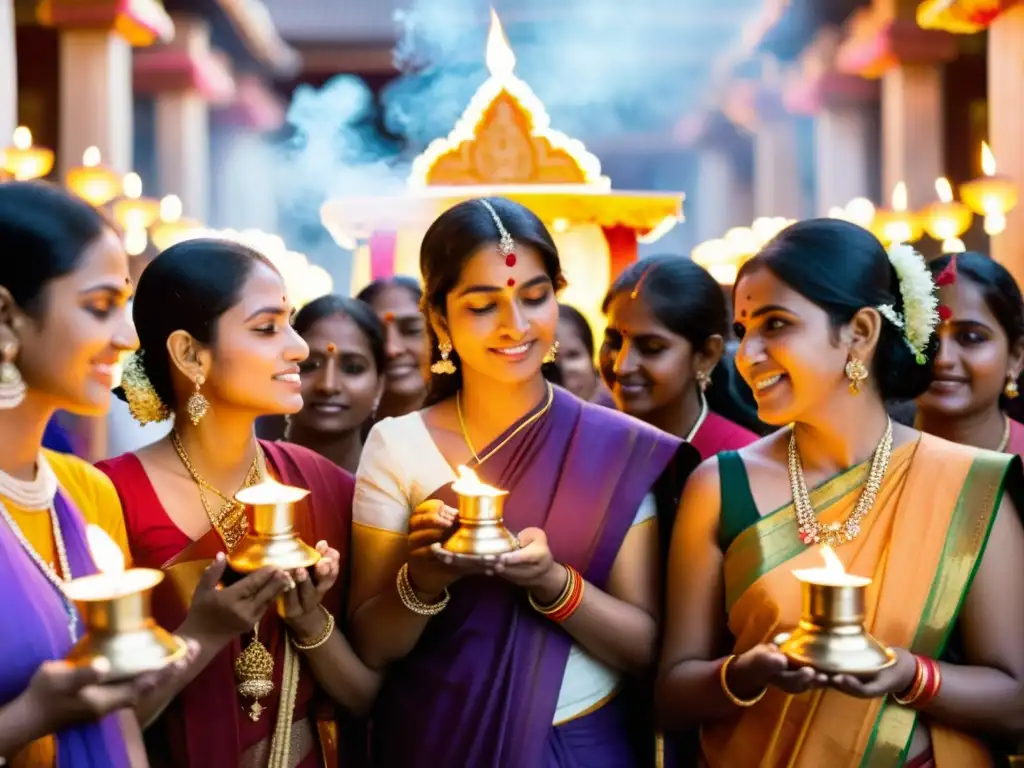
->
[321,10,683,245]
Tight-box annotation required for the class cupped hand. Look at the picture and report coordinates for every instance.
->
[829,647,917,699]
[280,540,340,643]
[494,528,563,596]
[183,553,291,643]
[406,500,462,597]
[731,643,830,697]
[23,638,201,735]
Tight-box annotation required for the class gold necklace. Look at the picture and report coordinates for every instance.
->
[997,415,1011,452]
[685,392,709,443]
[789,419,894,547]
[169,431,274,721]
[171,431,260,552]
[457,382,554,466]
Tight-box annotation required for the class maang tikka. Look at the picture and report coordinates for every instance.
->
[479,199,518,286]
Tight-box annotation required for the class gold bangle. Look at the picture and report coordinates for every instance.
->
[719,655,766,707]
[528,565,574,614]
[397,563,450,616]
[291,605,335,651]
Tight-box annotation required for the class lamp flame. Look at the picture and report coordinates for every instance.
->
[981,142,996,176]
[891,182,908,212]
[485,8,516,78]
[12,126,31,151]
[452,465,504,496]
[86,524,126,575]
[935,177,954,204]
[82,146,101,167]
[122,173,142,200]
[159,194,183,222]
[792,544,872,587]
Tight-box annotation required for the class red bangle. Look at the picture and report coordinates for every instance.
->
[893,655,942,709]
[529,565,585,623]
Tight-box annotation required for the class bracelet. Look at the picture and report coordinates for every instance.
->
[291,605,335,651]
[528,565,584,623]
[397,563,450,616]
[893,656,942,709]
[719,655,767,708]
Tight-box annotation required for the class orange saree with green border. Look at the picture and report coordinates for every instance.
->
[702,434,1013,768]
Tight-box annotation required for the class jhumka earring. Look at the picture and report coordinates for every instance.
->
[695,370,712,392]
[845,358,869,395]
[542,341,559,364]
[1005,375,1020,400]
[187,374,210,425]
[0,333,25,410]
[234,622,275,721]
[430,341,457,375]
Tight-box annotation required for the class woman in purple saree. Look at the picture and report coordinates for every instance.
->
[348,198,697,767]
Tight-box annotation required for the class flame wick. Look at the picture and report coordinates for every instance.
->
[891,181,908,212]
[485,8,516,78]
[12,126,31,151]
[85,524,127,575]
[935,177,954,204]
[981,141,997,176]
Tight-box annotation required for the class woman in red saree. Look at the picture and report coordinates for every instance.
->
[916,252,1024,455]
[97,239,378,767]
[657,221,1024,767]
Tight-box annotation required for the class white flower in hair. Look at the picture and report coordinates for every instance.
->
[878,242,940,364]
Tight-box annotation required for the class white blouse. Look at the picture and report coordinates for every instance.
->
[354,412,655,724]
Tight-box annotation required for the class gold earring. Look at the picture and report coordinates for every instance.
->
[186,374,210,425]
[1005,376,1019,400]
[542,341,559,364]
[845,358,869,395]
[430,340,456,375]
[695,370,711,392]
[0,334,25,410]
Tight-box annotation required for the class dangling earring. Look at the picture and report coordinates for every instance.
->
[187,374,210,425]
[695,370,711,392]
[542,341,559,364]
[430,340,456,375]
[1005,375,1020,400]
[845,358,869,395]
[0,334,25,410]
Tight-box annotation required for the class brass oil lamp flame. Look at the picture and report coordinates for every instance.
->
[773,545,896,678]
[228,479,321,573]
[442,465,518,556]
[64,525,185,680]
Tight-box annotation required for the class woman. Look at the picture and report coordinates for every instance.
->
[355,276,428,420]
[916,252,1024,454]
[349,197,699,766]
[656,219,1024,767]
[286,295,386,473]
[96,240,378,767]
[600,256,761,460]
[0,181,196,766]
[556,303,608,403]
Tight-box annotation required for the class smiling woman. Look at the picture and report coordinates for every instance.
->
[96,240,379,767]
[349,197,698,767]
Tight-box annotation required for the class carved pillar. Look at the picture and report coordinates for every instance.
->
[988,5,1024,284]
[0,0,15,141]
[680,111,754,241]
[752,94,806,219]
[134,14,234,220]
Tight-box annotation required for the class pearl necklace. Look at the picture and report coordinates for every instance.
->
[789,419,894,548]
[685,392,709,443]
[0,456,77,639]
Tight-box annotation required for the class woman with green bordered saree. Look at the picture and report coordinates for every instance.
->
[655,220,1024,768]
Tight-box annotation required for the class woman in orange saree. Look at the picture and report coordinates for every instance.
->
[96,239,378,767]
[656,220,1024,768]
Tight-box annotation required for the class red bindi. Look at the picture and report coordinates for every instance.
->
[326,342,337,353]
[507,277,516,287]
[505,254,517,267]
[938,305,952,322]
[383,311,395,323]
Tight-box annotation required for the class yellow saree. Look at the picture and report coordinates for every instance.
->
[702,434,1013,768]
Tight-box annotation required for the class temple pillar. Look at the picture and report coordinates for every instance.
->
[37,0,173,177]
[988,5,1024,284]
[0,0,15,141]
[135,14,234,220]
[836,0,958,208]
[752,102,805,219]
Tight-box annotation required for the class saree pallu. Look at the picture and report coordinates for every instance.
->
[98,440,362,768]
[702,435,1013,768]
[0,488,129,767]
[370,388,685,767]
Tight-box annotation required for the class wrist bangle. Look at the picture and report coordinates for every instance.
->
[893,655,942,709]
[529,565,584,623]
[397,563,450,616]
[291,605,335,651]
[719,655,766,708]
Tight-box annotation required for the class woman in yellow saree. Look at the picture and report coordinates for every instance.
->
[656,219,1024,768]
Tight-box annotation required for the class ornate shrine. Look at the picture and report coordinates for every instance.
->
[321,10,684,340]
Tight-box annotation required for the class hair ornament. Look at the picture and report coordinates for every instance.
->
[878,243,941,365]
[478,199,516,261]
[121,350,170,424]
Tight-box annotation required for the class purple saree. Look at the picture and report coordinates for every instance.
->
[0,490,129,767]
[371,387,681,767]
